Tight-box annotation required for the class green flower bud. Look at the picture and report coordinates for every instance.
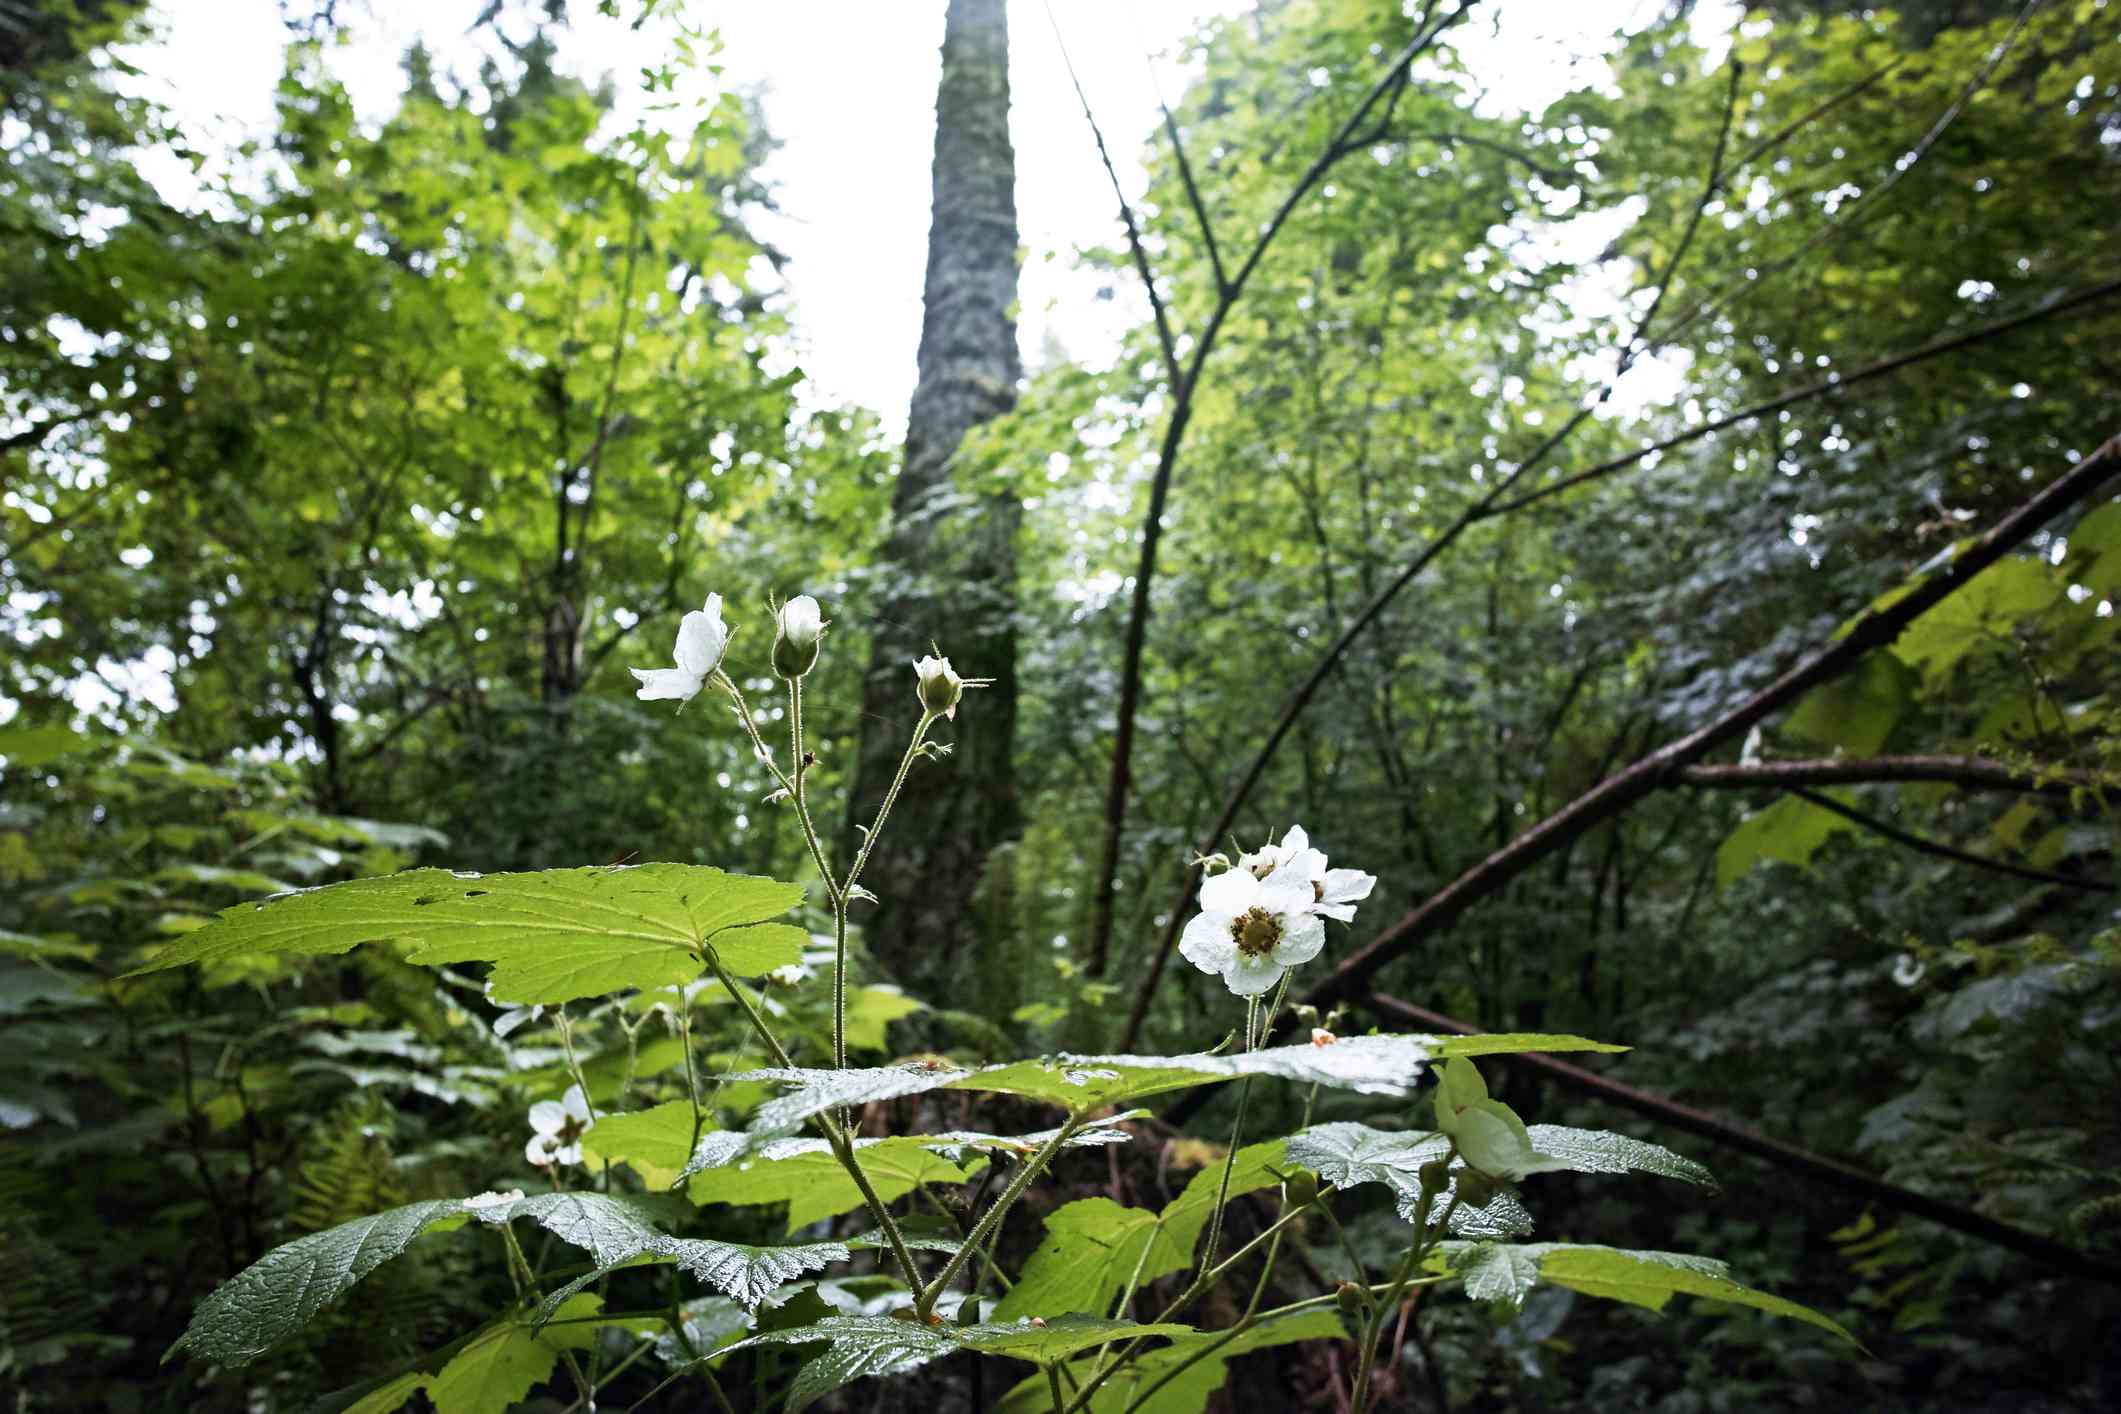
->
[1336,1281,1372,1318]
[1283,1171,1320,1210]
[1417,1158,1453,1196]
[913,653,964,719]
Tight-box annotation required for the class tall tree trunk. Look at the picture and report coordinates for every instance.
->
[846,0,1021,1002]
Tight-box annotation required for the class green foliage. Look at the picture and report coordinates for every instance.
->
[1438,1243,1854,1343]
[15,0,2113,1405]
[126,864,806,1001]
[995,1141,1287,1320]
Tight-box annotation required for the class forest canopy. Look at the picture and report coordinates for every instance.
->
[2,0,2118,1410]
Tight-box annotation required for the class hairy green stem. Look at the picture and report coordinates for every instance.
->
[918,1117,1080,1319]
[1351,1186,1458,1413]
[844,710,936,899]
[700,948,923,1292]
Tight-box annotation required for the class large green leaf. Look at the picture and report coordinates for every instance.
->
[124,864,805,1003]
[726,1315,1193,1412]
[1438,1242,1853,1341]
[994,1141,1285,1321]
[170,1192,676,1364]
[1425,1033,1627,1059]
[1716,792,1859,888]
[1890,554,2061,688]
[687,1135,990,1230]
[0,724,91,768]
[582,1099,701,1189]
[170,1197,470,1365]
[992,1309,1346,1414]
[425,1295,599,1414]
[1293,1117,1710,1190]
[533,1237,852,1321]
[1782,653,1914,755]
[730,1035,1436,1142]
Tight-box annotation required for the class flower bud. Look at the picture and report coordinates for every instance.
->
[1283,1170,1320,1210]
[1417,1158,1454,1196]
[1336,1281,1371,1318]
[913,654,964,719]
[772,595,826,679]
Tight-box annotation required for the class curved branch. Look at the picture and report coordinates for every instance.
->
[1679,754,2116,799]
[1118,58,1745,1040]
[1291,431,2119,1010]
[1085,3,1471,978]
[1047,2,1179,383]
[1363,993,2121,1289]
[1789,785,2112,892]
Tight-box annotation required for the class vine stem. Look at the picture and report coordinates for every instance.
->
[1351,1186,1459,1413]
[699,948,923,1293]
[836,709,934,1070]
[917,1116,1082,1320]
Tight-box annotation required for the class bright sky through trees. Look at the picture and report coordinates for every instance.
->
[122,0,1735,428]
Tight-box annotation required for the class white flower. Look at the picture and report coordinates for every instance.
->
[1179,857,1328,997]
[1237,825,1376,924]
[772,594,826,678]
[631,594,729,704]
[913,654,963,719]
[525,1084,594,1168]
[767,963,813,987]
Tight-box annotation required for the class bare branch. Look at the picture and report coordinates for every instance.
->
[1364,993,2121,1288]
[1087,1,1471,979]
[1158,101,1227,298]
[1046,1,1180,384]
[1788,785,2112,892]
[1298,430,2121,1010]
[1680,754,2116,799]
[1119,57,1742,1040]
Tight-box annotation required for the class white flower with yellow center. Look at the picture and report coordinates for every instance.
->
[525,1084,594,1168]
[630,594,729,704]
[1238,825,1377,923]
[1178,858,1327,997]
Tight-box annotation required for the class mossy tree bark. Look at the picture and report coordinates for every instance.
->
[846,0,1022,1002]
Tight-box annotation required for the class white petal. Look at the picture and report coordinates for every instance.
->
[1281,825,1310,855]
[555,1141,583,1167]
[1235,848,1277,878]
[778,595,823,641]
[1198,869,1259,915]
[1313,902,1359,923]
[672,599,728,677]
[1222,953,1285,996]
[632,667,703,702]
[1261,855,1321,897]
[1320,869,1376,905]
[528,1099,567,1135]
[1180,912,1238,974]
[1273,911,1327,967]
[562,1084,592,1124]
[526,1133,559,1166]
[1256,879,1313,918]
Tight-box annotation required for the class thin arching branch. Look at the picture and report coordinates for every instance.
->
[1159,99,1227,297]
[1679,755,2117,799]
[1085,1,1472,979]
[1119,57,1746,1041]
[1298,430,2121,1010]
[1490,277,2121,515]
[1788,785,2112,892]
[1363,994,2121,1288]
[1047,1,1179,384]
